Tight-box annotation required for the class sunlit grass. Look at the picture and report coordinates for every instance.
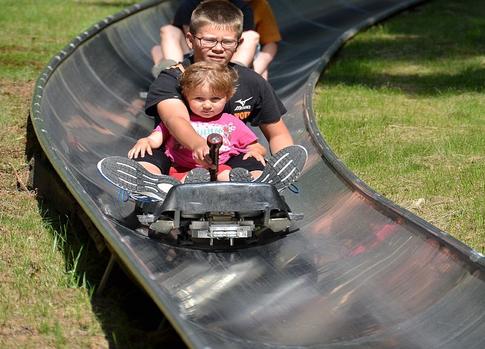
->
[0,0,134,79]
[315,0,485,251]
[0,1,135,347]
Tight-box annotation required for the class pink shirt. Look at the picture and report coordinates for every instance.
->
[155,113,258,169]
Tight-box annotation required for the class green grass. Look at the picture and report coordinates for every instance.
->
[2,0,484,346]
[315,0,485,251]
[0,1,154,348]
[0,0,135,80]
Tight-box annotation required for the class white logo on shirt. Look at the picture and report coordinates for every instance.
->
[235,97,253,106]
[234,97,253,111]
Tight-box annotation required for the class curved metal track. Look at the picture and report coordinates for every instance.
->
[31,0,485,347]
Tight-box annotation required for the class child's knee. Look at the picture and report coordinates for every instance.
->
[160,24,183,39]
[151,45,162,57]
[241,30,260,46]
[217,170,230,181]
[250,170,262,179]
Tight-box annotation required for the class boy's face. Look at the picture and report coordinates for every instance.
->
[186,25,240,65]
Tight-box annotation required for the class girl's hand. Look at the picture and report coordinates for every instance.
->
[128,137,153,159]
[192,140,212,167]
[248,142,267,157]
[243,147,266,165]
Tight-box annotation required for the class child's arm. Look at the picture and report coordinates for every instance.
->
[243,142,267,165]
[128,130,164,159]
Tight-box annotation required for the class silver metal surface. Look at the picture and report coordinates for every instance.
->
[31,0,485,348]
[189,220,254,239]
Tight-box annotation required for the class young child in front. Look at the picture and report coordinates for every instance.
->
[129,61,265,183]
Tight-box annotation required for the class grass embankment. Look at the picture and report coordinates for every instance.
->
[0,1,178,348]
[1,0,483,347]
[315,0,485,252]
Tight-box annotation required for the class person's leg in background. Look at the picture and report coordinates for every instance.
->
[230,30,259,67]
[151,24,190,77]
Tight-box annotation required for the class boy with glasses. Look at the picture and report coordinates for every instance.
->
[151,0,281,80]
[151,0,254,77]
[99,0,306,201]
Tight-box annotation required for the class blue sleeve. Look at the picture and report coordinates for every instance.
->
[231,0,254,31]
[172,0,200,29]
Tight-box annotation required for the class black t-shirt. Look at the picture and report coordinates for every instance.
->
[173,0,254,31]
[145,57,286,127]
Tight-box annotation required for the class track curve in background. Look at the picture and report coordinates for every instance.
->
[31,0,485,348]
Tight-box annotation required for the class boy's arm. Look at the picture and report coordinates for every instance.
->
[259,119,293,154]
[253,42,278,75]
[157,99,210,164]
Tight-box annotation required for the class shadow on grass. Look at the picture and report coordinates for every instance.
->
[25,119,186,349]
[323,64,485,95]
[318,0,485,96]
[75,0,139,8]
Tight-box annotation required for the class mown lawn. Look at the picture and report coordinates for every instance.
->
[315,0,485,252]
[1,0,483,347]
[0,1,179,348]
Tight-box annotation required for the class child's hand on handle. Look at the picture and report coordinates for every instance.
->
[191,140,212,167]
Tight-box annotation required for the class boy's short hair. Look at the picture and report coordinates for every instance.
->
[180,61,238,98]
[189,0,244,37]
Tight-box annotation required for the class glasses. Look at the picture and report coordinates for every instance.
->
[193,36,239,50]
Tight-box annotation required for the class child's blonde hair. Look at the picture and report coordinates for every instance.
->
[189,0,244,38]
[180,61,238,98]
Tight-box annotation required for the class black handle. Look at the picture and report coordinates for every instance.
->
[207,133,223,182]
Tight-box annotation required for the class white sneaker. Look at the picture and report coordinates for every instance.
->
[97,156,180,202]
[254,145,308,191]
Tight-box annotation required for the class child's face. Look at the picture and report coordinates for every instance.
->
[187,24,240,65]
[185,83,228,119]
